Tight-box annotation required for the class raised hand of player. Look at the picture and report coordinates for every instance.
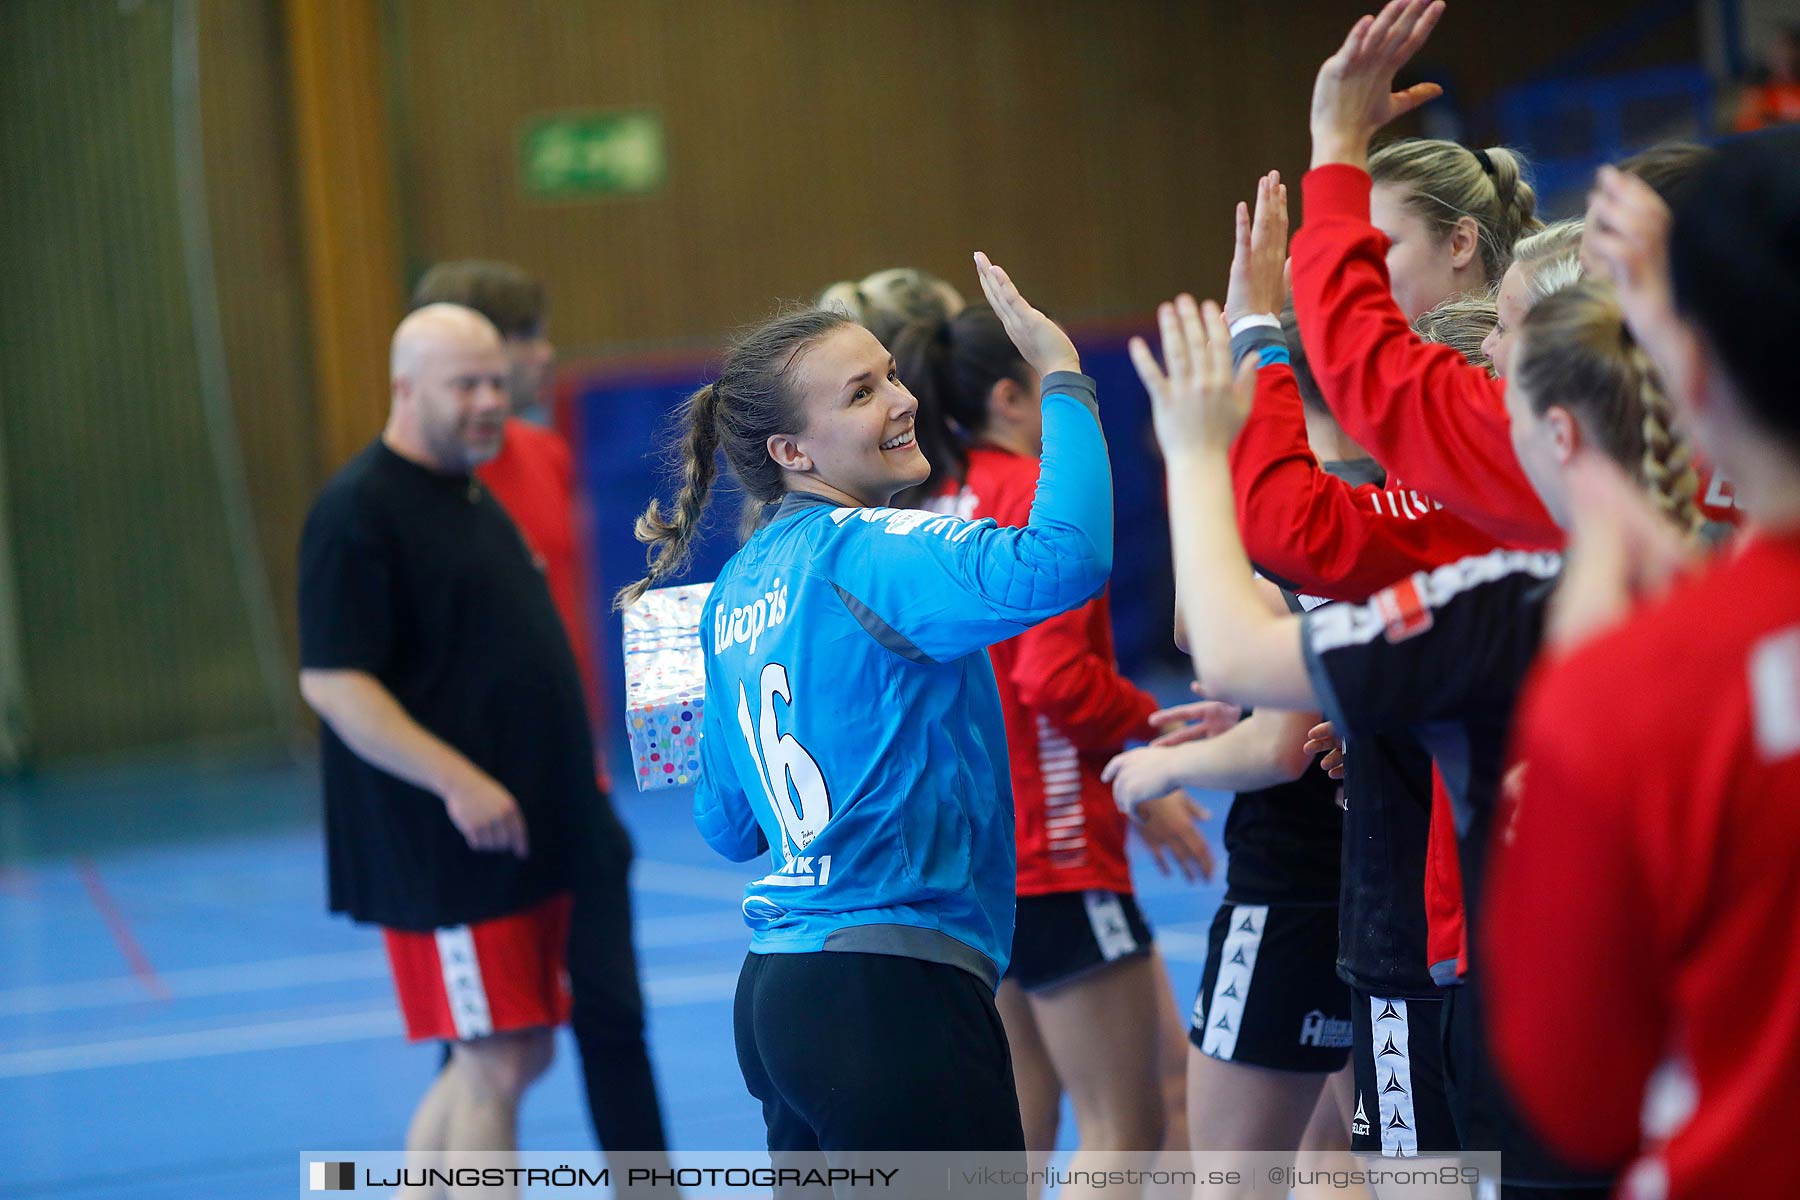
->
[1304,720,1346,780]
[973,251,1080,380]
[1130,295,1256,456]
[1547,452,1699,652]
[443,769,530,858]
[1310,0,1445,168]
[1583,166,1678,342]
[1223,171,1290,328]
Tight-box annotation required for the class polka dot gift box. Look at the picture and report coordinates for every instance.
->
[621,581,714,791]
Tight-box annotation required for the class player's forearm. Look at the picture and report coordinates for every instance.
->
[1161,710,1317,793]
[1166,450,1317,712]
[299,669,483,796]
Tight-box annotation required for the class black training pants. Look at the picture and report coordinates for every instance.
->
[734,949,1026,1169]
[565,794,672,1153]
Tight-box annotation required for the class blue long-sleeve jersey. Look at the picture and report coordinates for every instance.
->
[693,372,1113,987]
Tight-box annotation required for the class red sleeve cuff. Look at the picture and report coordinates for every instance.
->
[1302,164,1372,223]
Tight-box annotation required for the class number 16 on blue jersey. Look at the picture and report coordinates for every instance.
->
[735,661,832,860]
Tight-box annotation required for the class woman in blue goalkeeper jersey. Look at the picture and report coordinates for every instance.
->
[619,255,1113,1159]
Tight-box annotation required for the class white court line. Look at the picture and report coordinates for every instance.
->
[0,949,383,1018]
[0,969,743,1079]
[0,885,750,1018]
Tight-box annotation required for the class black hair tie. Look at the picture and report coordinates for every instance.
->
[1472,147,1496,175]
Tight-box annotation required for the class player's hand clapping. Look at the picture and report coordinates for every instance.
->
[974,251,1081,380]
[1309,0,1445,169]
[1131,296,1256,458]
[1149,689,1245,748]
[1303,721,1346,780]
[1583,166,1680,347]
[1223,171,1290,329]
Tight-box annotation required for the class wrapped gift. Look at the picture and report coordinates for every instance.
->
[621,581,713,791]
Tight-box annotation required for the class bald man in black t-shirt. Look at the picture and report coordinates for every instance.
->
[299,305,663,1168]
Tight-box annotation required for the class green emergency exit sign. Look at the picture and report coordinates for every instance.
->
[520,110,666,199]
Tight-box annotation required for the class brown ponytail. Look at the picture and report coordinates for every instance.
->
[616,384,723,609]
[615,307,855,608]
[890,307,1025,508]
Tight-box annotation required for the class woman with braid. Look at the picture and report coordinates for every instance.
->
[620,255,1114,1162]
[1131,272,1699,1196]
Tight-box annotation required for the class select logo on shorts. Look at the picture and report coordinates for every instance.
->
[1373,576,1433,643]
[309,1162,355,1191]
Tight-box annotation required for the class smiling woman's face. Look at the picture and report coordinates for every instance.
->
[780,323,929,507]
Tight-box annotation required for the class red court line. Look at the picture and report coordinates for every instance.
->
[75,859,169,1000]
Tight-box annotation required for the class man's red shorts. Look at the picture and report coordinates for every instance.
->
[382,892,573,1043]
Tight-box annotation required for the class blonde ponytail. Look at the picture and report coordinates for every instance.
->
[1370,139,1544,283]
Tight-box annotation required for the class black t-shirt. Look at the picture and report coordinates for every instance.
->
[1303,548,1561,977]
[299,440,603,930]
[1221,588,1343,908]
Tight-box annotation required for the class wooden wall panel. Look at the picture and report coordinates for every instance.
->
[386,0,1697,356]
[0,0,280,760]
[285,0,405,470]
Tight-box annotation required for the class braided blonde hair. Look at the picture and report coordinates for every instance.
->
[616,384,724,609]
[1513,280,1703,540]
[1633,347,1703,537]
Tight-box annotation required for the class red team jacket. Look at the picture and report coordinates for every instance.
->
[1483,532,1800,1199]
[941,444,1157,896]
[477,418,606,777]
[1229,358,1502,603]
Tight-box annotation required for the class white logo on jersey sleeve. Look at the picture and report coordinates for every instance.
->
[828,505,990,543]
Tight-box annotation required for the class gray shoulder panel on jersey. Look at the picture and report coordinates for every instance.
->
[832,582,938,665]
[770,491,844,524]
[822,924,1000,990]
